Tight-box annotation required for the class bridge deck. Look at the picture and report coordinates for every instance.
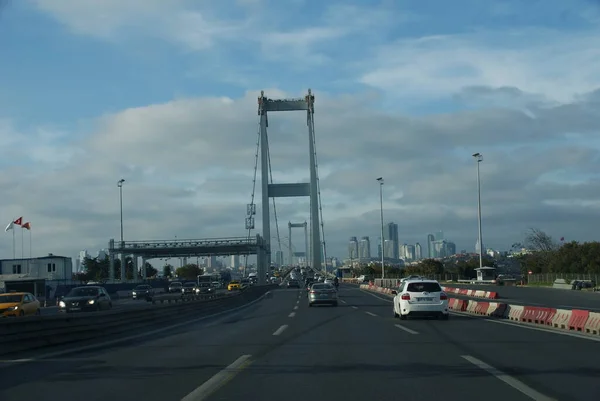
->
[110,236,267,257]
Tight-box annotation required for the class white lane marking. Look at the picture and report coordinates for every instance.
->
[293,305,298,310]
[351,306,358,309]
[181,354,252,401]
[485,317,600,342]
[340,300,347,304]
[296,300,299,304]
[288,312,296,318]
[365,311,378,317]
[272,325,288,336]
[394,324,419,335]
[0,289,273,367]
[461,355,556,401]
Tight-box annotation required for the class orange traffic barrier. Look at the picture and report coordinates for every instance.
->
[568,309,589,332]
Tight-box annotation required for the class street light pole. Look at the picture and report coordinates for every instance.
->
[118,179,125,247]
[376,177,385,280]
[472,153,484,270]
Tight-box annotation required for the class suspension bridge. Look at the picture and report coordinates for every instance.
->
[108,89,328,286]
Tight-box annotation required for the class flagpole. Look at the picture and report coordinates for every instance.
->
[12,229,15,259]
[21,227,24,258]
[29,229,32,258]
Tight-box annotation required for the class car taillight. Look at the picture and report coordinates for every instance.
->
[401,294,410,300]
[440,293,447,300]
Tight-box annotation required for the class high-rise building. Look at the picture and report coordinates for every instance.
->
[348,237,359,259]
[435,230,444,241]
[427,234,435,258]
[231,255,240,269]
[415,243,422,260]
[359,236,371,259]
[405,244,416,260]
[385,222,399,259]
[384,240,395,258]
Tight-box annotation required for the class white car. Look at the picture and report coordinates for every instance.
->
[392,279,449,320]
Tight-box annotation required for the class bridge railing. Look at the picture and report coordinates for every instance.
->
[116,237,258,249]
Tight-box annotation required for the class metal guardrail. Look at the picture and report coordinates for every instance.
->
[0,285,278,356]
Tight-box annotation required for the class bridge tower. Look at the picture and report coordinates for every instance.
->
[288,221,309,267]
[257,90,322,281]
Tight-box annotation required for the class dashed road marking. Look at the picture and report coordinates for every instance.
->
[272,325,288,336]
[394,324,419,335]
[181,354,252,401]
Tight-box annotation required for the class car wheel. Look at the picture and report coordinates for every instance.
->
[332,302,338,307]
[35,309,41,316]
[440,313,449,320]
[393,308,399,318]
[308,303,313,307]
[19,310,25,316]
[399,313,407,320]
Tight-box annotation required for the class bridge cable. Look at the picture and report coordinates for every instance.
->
[309,113,328,273]
[266,129,283,264]
[243,119,262,272]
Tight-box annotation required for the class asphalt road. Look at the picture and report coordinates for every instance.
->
[1,285,598,401]
[444,283,600,312]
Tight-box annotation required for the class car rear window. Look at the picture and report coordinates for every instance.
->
[406,282,442,293]
[312,284,332,290]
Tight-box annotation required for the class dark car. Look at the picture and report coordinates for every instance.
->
[58,286,112,313]
[287,279,300,288]
[182,282,197,295]
[132,285,154,300]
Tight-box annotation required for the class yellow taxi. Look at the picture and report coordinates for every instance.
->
[0,292,41,317]
[227,281,241,291]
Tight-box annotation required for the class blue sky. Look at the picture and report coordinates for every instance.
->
[1,0,600,265]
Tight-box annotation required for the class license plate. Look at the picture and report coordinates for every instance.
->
[70,307,81,311]
[416,297,433,301]
[320,294,329,297]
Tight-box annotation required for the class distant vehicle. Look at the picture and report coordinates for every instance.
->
[132,285,154,300]
[168,282,183,293]
[308,283,338,307]
[392,279,448,320]
[287,279,300,288]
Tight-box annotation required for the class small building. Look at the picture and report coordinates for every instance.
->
[0,254,73,280]
[474,266,497,281]
[0,255,74,299]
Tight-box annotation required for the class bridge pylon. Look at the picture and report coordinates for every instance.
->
[257,90,321,282]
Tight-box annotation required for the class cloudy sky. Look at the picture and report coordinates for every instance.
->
[1,0,600,265]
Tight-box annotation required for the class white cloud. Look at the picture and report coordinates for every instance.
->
[360,29,600,104]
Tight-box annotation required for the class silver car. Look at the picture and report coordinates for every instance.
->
[308,283,338,307]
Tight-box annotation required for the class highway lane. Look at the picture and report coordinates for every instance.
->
[1,285,598,401]
[444,283,600,311]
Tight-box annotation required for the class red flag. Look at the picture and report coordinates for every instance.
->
[22,222,31,230]
[13,217,22,226]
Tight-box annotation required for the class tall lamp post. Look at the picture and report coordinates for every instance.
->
[118,179,125,247]
[376,177,385,280]
[472,153,484,270]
